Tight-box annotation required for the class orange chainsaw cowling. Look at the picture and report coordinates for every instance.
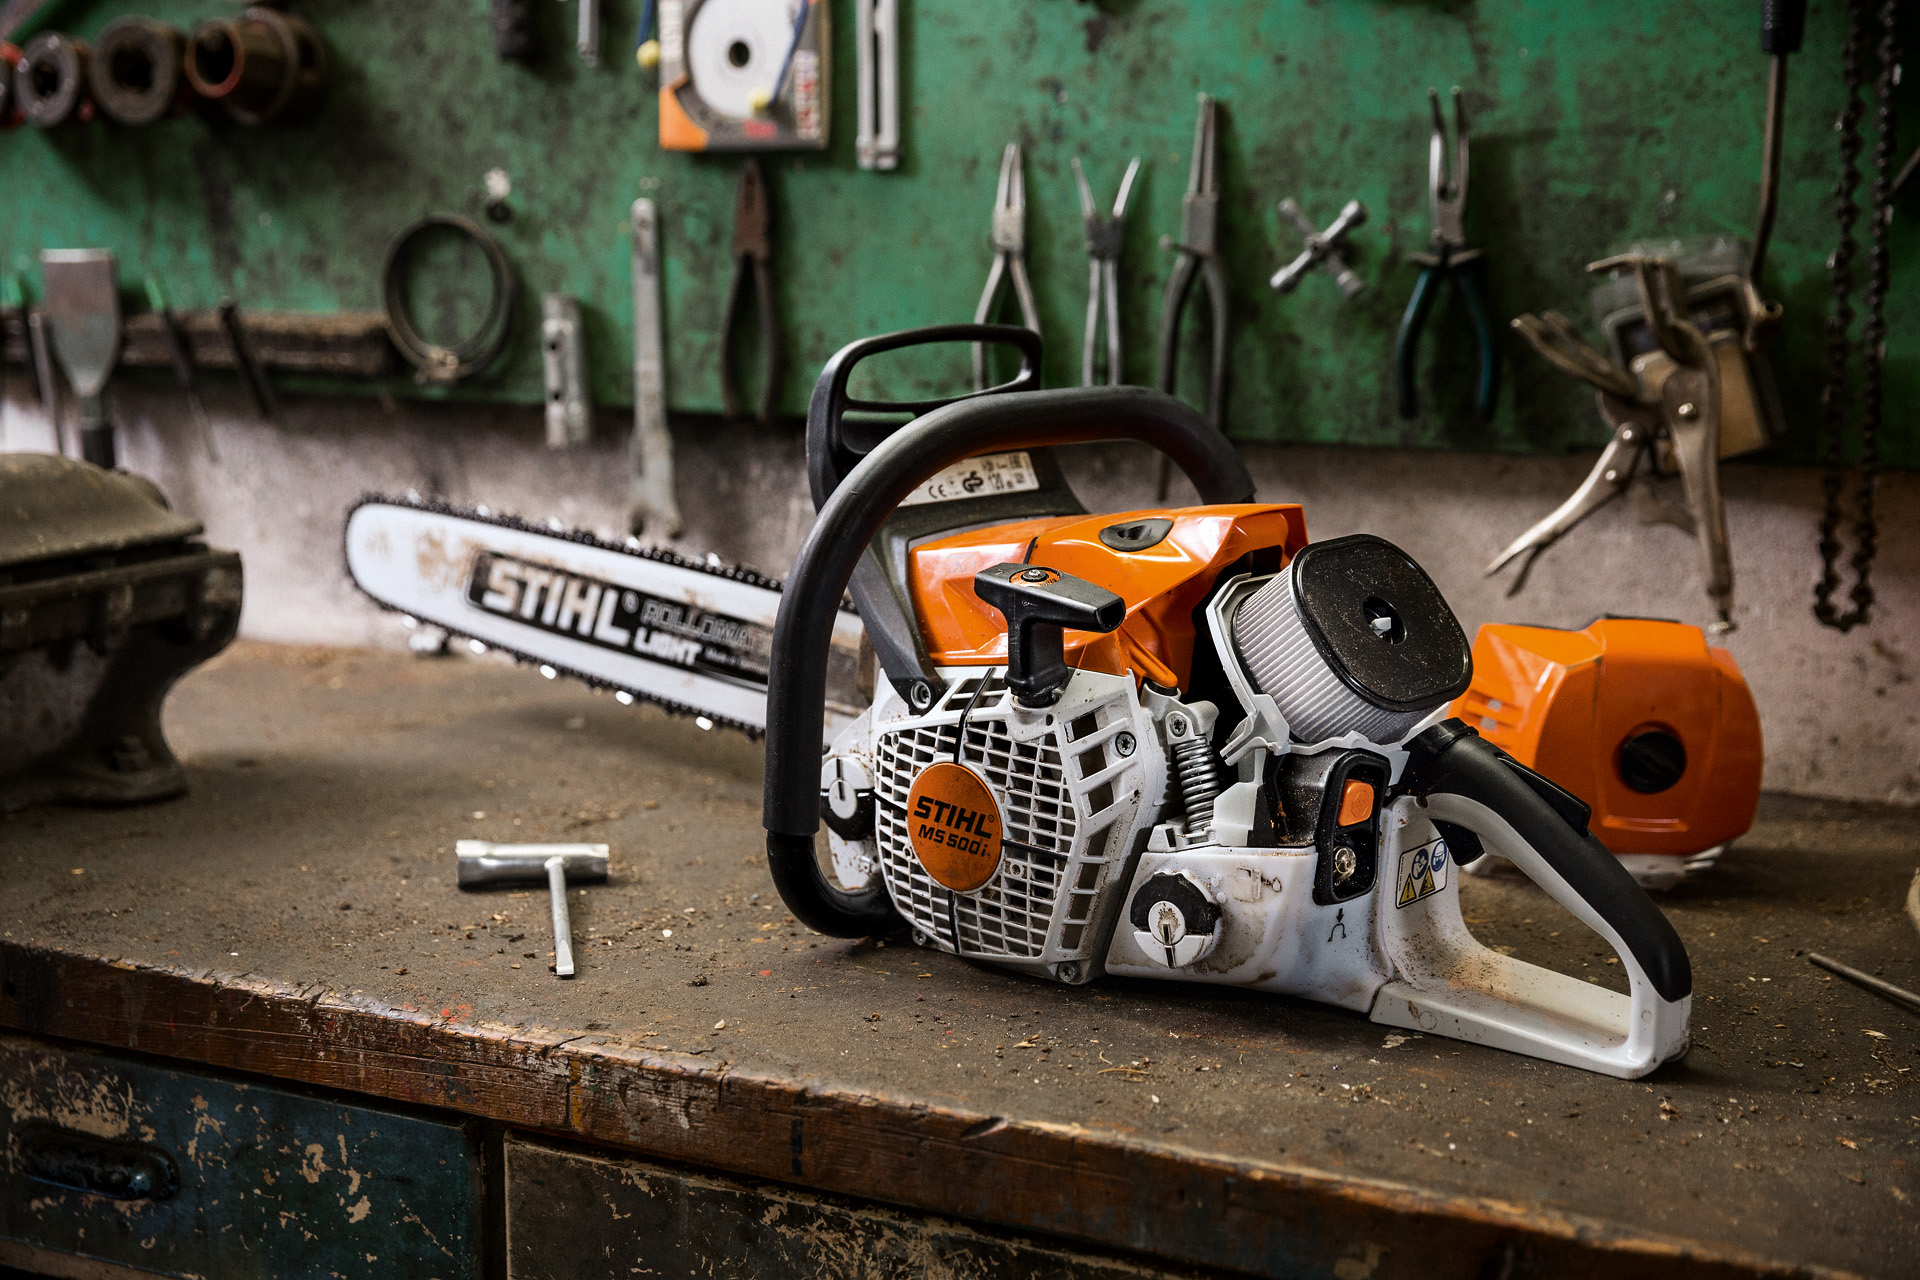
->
[908,504,1310,692]
[1448,618,1763,857]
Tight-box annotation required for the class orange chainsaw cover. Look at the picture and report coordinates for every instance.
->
[909,505,1309,692]
[1449,618,1763,857]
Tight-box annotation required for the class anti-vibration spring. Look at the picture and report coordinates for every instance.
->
[1169,725,1223,836]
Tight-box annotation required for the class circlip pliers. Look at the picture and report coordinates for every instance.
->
[973,141,1040,390]
[1491,254,1735,631]
[1072,154,1141,386]
[721,158,781,423]
[1395,87,1496,421]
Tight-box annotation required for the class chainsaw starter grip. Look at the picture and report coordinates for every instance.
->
[1403,719,1692,1003]
[765,384,1254,936]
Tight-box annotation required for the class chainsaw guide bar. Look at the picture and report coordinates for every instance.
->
[343,495,864,740]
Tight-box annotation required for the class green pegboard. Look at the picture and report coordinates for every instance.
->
[2,0,1913,466]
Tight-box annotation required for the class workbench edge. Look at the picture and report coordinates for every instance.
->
[0,942,1856,1280]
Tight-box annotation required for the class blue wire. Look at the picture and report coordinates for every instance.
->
[768,0,811,104]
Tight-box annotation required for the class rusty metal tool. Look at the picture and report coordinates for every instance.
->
[973,141,1040,390]
[1071,154,1140,386]
[26,310,58,420]
[854,0,898,170]
[541,294,590,448]
[629,197,683,535]
[40,249,120,468]
[1394,87,1496,421]
[219,298,278,421]
[1809,952,1920,1019]
[720,159,781,423]
[1156,93,1228,431]
[1271,197,1368,297]
[1499,254,1735,631]
[577,0,600,66]
[145,275,217,461]
[457,840,609,978]
[1749,0,1808,284]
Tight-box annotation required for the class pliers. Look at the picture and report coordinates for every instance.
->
[1157,93,1229,429]
[1394,87,1496,421]
[973,141,1040,390]
[721,158,781,423]
[1072,154,1141,386]
[1491,255,1734,630]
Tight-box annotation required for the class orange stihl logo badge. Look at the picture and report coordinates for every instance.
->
[906,762,1004,893]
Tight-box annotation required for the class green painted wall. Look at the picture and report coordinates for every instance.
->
[3,0,1913,465]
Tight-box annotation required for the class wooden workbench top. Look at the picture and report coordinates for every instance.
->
[3,643,1914,1279]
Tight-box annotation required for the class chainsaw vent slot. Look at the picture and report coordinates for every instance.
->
[942,674,1007,710]
[964,723,1075,852]
[1077,744,1107,779]
[1085,779,1115,814]
[1067,710,1101,741]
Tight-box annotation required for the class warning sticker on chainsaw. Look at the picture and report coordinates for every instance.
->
[906,761,1004,892]
[898,451,1039,507]
[465,551,771,685]
[1394,837,1449,909]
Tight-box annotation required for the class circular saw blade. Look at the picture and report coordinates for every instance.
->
[686,0,796,121]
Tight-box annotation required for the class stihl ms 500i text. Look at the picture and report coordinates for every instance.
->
[349,324,1692,1079]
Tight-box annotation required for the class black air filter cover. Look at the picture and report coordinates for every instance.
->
[1290,534,1472,712]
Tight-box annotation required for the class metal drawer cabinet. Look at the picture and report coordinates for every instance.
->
[505,1135,1216,1280]
[0,1034,482,1279]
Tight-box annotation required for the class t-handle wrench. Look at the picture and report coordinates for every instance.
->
[457,841,609,978]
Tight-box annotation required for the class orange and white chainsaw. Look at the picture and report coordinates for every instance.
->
[347,324,1693,1079]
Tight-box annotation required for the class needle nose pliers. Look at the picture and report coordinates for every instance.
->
[973,141,1040,390]
[1394,86,1497,421]
[1157,93,1229,430]
[721,158,781,423]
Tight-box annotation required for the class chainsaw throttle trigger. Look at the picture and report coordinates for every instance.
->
[974,563,1124,708]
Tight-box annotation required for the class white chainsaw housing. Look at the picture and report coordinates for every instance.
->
[825,665,1167,984]
[823,570,1691,1078]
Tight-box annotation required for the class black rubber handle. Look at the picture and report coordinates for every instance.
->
[974,563,1124,707]
[806,323,1044,509]
[1761,0,1806,55]
[1403,719,1691,1002]
[765,384,1255,937]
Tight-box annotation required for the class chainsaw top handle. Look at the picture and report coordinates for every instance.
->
[806,322,1045,508]
[767,376,1255,938]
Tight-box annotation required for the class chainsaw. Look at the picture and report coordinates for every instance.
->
[345,324,1692,1079]
[765,324,1691,1080]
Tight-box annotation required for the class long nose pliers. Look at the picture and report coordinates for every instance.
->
[1394,87,1497,421]
[1157,93,1229,429]
[721,158,781,423]
[973,141,1041,390]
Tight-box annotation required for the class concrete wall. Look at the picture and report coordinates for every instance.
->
[4,382,1913,806]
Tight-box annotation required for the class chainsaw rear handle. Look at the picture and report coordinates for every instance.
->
[766,383,1256,938]
[1403,719,1691,1002]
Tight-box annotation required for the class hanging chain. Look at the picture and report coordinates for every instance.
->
[1815,0,1894,632]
